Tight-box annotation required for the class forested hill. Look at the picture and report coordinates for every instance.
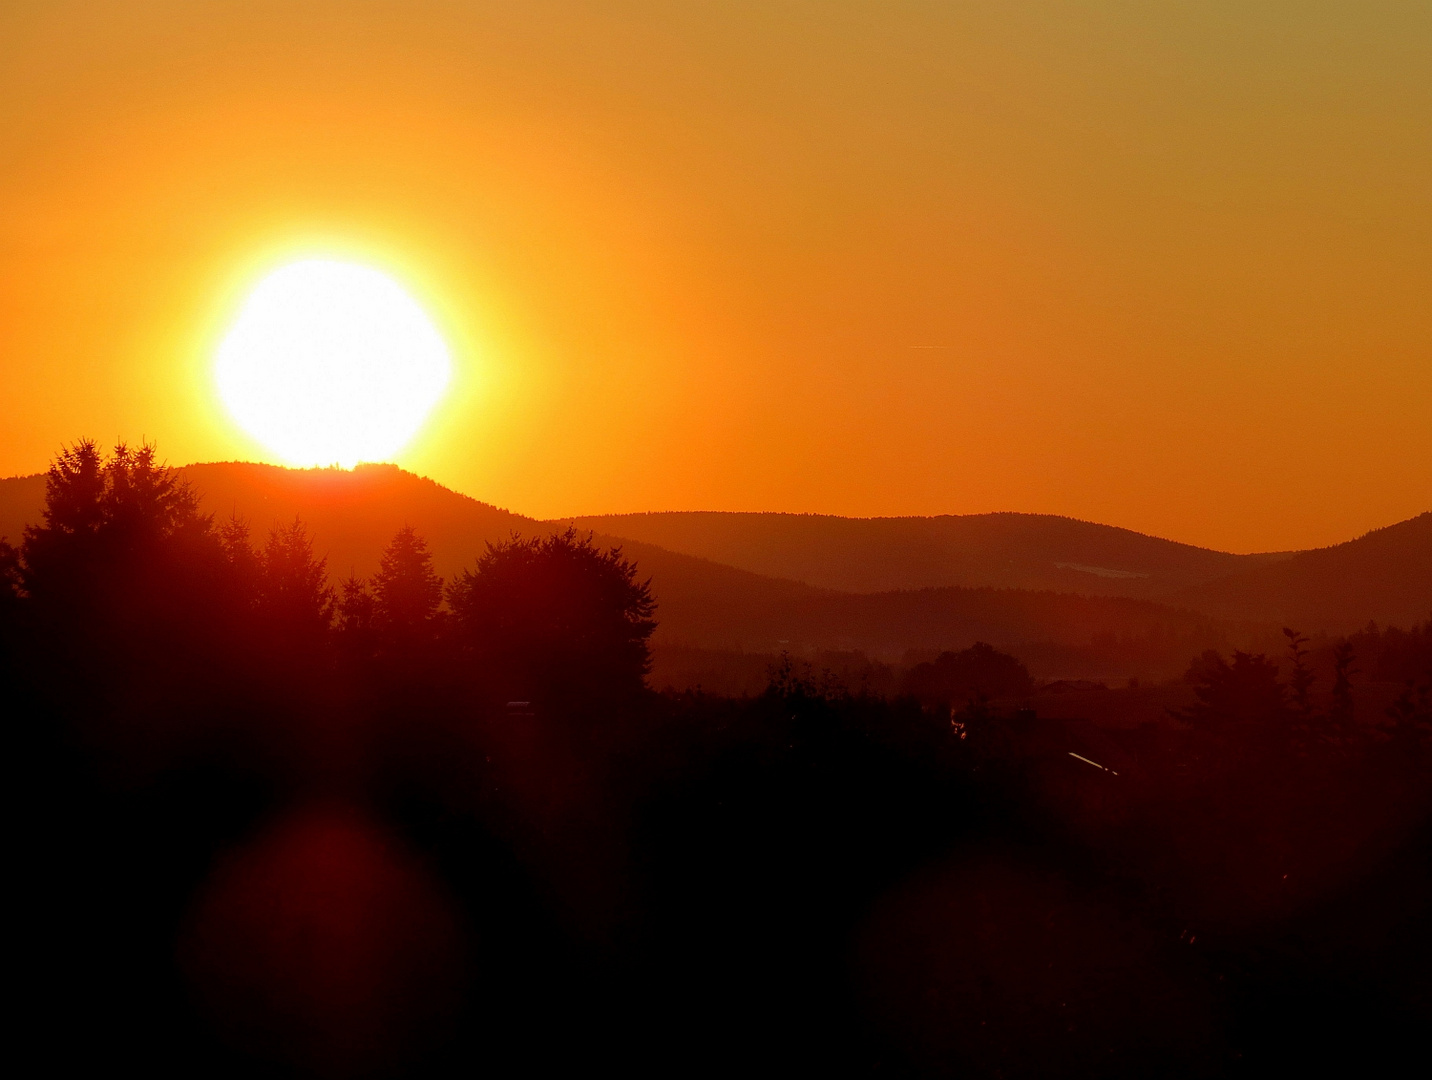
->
[1171,512,1432,633]
[559,510,1292,599]
[0,472,43,549]
[182,462,531,583]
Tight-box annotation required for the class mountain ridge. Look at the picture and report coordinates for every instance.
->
[557,509,1296,599]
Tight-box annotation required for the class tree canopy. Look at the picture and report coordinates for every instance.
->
[447,528,656,707]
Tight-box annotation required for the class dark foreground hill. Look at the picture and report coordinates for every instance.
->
[560,510,1293,599]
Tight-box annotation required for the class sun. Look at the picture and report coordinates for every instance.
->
[216,259,451,468]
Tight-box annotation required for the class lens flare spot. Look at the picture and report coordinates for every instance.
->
[180,804,465,1073]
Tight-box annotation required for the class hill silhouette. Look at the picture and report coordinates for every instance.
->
[183,461,531,583]
[4,463,1424,659]
[1172,512,1432,632]
[559,510,1292,599]
[177,465,1231,661]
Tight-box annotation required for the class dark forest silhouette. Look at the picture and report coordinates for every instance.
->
[3,441,1430,1078]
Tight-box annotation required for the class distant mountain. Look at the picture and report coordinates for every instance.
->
[562,508,1432,634]
[558,511,1292,599]
[0,473,43,549]
[1172,513,1432,633]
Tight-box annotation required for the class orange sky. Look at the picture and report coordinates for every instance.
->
[1,1,1428,552]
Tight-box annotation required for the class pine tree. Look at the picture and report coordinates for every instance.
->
[219,514,260,608]
[257,518,334,637]
[339,573,376,637]
[373,526,443,640]
[337,572,377,663]
[1330,640,1357,735]
[21,440,212,604]
[1283,627,1315,719]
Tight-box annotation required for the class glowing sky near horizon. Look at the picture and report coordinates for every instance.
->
[0,2,1428,552]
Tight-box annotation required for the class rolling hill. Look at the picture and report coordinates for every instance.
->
[558,510,1292,599]
[1171,512,1432,633]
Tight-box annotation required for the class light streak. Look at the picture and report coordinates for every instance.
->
[1068,751,1118,776]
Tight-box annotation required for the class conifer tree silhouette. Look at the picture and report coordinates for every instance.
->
[0,539,21,672]
[1330,640,1357,735]
[20,440,213,607]
[373,525,443,640]
[339,572,375,637]
[1283,627,1314,719]
[0,538,20,606]
[218,514,260,605]
[257,518,334,637]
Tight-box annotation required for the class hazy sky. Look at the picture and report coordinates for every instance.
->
[2,1,1428,551]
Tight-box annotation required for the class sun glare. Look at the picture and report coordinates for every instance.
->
[216,259,451,468]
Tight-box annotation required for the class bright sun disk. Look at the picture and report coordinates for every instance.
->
[216,259,451,468]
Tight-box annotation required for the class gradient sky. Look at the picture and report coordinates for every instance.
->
[2,1,1428,552]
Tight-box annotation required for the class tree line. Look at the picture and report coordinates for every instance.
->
[0,440,657,716]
